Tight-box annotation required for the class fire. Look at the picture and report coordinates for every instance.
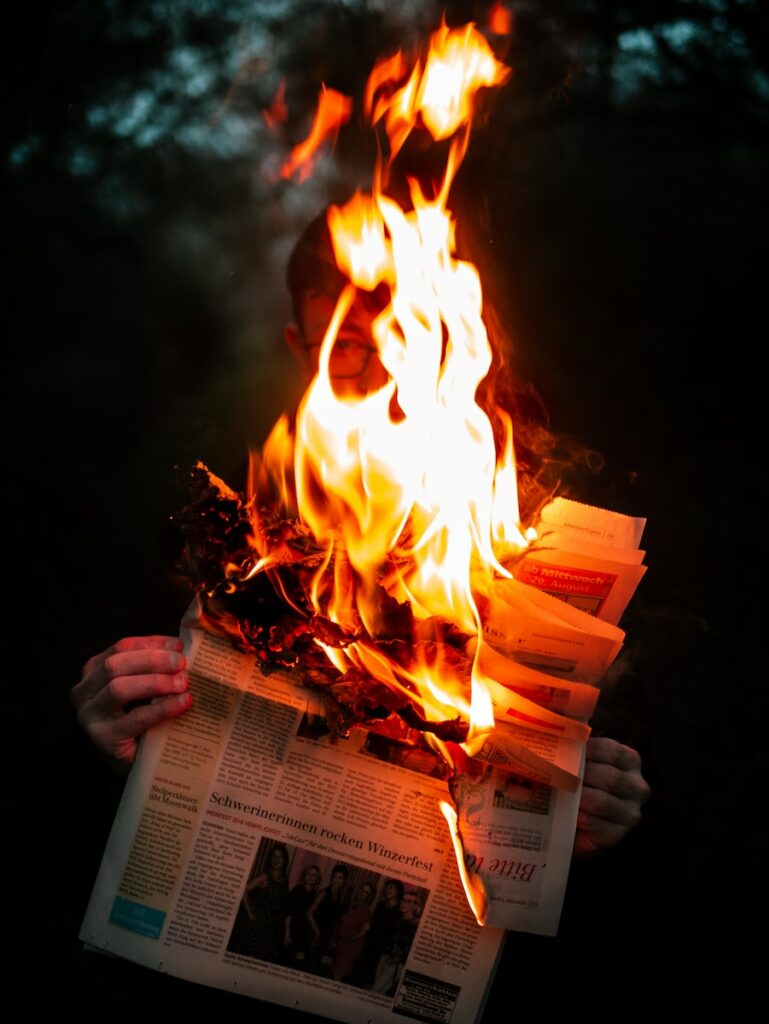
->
[365,20,509,164]
[173,18,605,927]
[415,21,509,140]
[263,79,288,130]
[172,17,646,932]
[280,85,352,182]
[488,3,513,37]
[440,800,488,925]
[256,21,524,755]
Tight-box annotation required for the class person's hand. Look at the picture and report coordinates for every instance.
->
[574,737,651,859]
[71,636,192,769]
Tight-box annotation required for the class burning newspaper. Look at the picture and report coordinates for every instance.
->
[81,622,507,1023]
[164,22,647,927]
[174,479,645,932]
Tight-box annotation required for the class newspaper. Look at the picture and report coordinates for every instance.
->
[450,498,647,930]
[81,498,646,1016]
[448,648,589,933]
[81,624,507,1024]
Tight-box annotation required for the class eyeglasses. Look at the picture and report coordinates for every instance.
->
[303,338,379,380]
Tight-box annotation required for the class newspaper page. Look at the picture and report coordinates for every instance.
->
[80,625,507,1024]
[481,577,625,684]
[81,497,647,999]
[450,649,590,934]
[451,746,584,935]
[514,548,645,626]
[537,497,646,551]
[514,499,647,627]
[449,498,646,932]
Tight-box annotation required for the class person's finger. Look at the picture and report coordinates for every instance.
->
[85,691,193,764]
[573,812,629,858]
[110,635,183,653]
[583,759,650,804]
[75,647,186,703]
[578,784,643,829]
[105,691,193,742]
[585,737,642,772]
[85,672,189,718]
[79,634,182,686]
[87,635,182,667]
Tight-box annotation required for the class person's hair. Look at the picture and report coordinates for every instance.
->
[402,889,422,915]
[383,878,404,902]
[268,843,289,875]
[302,863,321,885]
[285,211,347,329]
[285,206,391,336]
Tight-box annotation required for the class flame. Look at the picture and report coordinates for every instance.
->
[264,79,288,129]
[252,21,533,760]
[212,18,606,927]
[328,193,390,291]
[489,3,513,37]
[280,85,352,182]
[440,800,488,925]
[365,21,509,164]
[417,21,510,141]
[179,21,605,927]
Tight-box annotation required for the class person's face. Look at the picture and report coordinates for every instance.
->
[288,288,389,398]
[400,892,420,919]
[357,884,373,903]
[331,870,345,891]
[384,882,399,903]
[271,848,285,870]
[503,776,534,804]
[304,867,320,889]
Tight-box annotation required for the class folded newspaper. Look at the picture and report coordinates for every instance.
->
[80,498,645,1023]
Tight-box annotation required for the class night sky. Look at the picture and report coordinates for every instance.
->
[8,1,766,1015]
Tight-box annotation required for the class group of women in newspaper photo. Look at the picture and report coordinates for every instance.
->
[226,838,427,996]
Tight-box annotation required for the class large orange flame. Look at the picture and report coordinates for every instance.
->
[253,22,529,758]
[227,21,601,927]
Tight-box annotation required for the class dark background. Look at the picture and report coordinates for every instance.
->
[7,0,767,1016]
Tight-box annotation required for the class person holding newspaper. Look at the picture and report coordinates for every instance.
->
[71,208,650,862]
